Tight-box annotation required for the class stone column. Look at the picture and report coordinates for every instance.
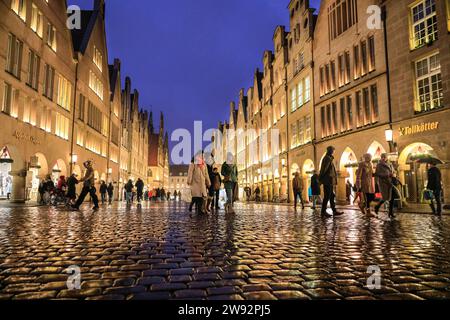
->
[336,170,349,205]
[9,169,27,203]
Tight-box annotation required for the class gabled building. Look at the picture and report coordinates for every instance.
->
[148,112,169,189]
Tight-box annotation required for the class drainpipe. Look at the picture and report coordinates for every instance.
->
[69,59,79,176]
[382,5,394,153]
[285,65,291,203]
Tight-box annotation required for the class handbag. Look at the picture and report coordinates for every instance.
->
[423,189,434,201]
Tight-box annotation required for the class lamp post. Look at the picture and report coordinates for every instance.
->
[385,128,397,154]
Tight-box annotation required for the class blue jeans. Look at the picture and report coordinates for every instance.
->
[225,188,233,206]
[126,192,133,204]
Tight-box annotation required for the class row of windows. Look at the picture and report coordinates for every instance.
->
[290,115,312,149]
[328,0,358,41]
[320,84,379,139]
[319,36,375,97]
[89,70,104,100]
[11,0,56,51]
[290,76,311,112]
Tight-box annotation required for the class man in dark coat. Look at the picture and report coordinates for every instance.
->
[135,178,145,204]
[310,171,321,210]
[99,181,107,204]
[292,172,305,210]
[427,163,442,215]
[319,146,343,217]
[66,174,79,204]
[72,161,99,211]
[107,182,114,205]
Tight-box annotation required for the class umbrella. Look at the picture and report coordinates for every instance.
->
[410,154,444,165]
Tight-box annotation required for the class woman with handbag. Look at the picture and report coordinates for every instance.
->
[221,152,238,214]
[356,153,376,216]
[187,152,211,214]
[374,153,395,218]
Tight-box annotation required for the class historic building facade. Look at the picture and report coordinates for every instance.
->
[0,0,162,203]
[215,0,450,206]
[148,112,169,190]
[167,164,189,197]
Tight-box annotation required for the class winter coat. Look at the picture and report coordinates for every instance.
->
[107,184,114,196]
[310,174,321,196]
[356,161,375,194]
[292,176,304,191]
[211,172,222,191]
[187,164,211,198]
[66,176,78,198]
[100,183,108,194]
[135,180,144,193]
[427,167,442,191]
[221,162,238,190]
[319,154,337,186]
[375,161,394,201]
[124,182,134,193]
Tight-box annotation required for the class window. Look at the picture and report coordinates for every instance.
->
[353,45,360,79]
[39,107,51,132]
[330,61,336,91]
[11,0,26,22]
[2,83,13,115]
[22,98,36,125]
[411,0,438,49]
[319,67,325,96]
[78,94,86,121]
[27,50,40,90]
[338,54,345,87]
[332,102,338,134]
[46,23,57,51]
[291,88,296,112]
[76,127,84,146]
[89,70,104,100]
[325,64,330,94]
[346,95,353,129]
[344,51,351,84]
[363,88,370,125]
[55,113,70,140]
[297,81,303,108]
[305,115,311,143]
[111,123,119,146]
[447,0,450,32]
[43,64,55,100]
[56,75,72,111]
[340,97,346,132]
[370,85,379,122]
[102,114,109,137]
[87,101,102,133]
[6,34,23,79]
[328,0,358,40]
[320,106,326,138]
[368,36,375,72]
[31,4,44,37]
[304,76,310,103]
[361,40,368,76]
[355,91,362,127]
[291,122,297,149]
[415,53,442,112]
[93,46,103,72]
[326,104,332,136]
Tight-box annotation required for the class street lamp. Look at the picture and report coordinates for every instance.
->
[70,154,78,164]
[385,129,393,143]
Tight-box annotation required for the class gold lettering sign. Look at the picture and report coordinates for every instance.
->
[13,130,40,145]
[399,122,439,137]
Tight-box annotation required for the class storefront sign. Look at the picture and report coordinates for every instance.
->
[399,122,439,136]
[13,130,40,145]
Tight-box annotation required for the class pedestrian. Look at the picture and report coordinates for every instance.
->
[346,180,352,203]
[100,181,107,204]
[167,191,171,201]
[221,152,238,214]
[292,171,305,210]
[310,171,321,210]
[205,152,216,213]
[255,186,261,202]
[124,179,134,205]
[374,153,395,218]
[72,161,99,211]
[427,162,442,216]
[107,182,114,205]
[356,153,376,216]
[187,152,211,214]
[135,178,144,204]
[211,167,222,210]
[66,174,79,205]
[161,188,166,201]
[319,146,343,217]
[38,178,45,204]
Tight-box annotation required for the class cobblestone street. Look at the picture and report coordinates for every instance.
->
[0,202,449,300]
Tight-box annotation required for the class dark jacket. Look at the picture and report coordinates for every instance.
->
[66,176,78,198]
[100,183,107,194]
[427,166,442,191]
[211,172,222,191]
[135,179,144,193]
[310,174,321,196]
[319,154,337,186]
[125,182,134,193]
[107,184,114,196]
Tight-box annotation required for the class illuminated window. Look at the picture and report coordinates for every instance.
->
[2,82,13,115]
[46,23,57,52]
[93,46,103,72]
[89,70,104,100]
[27,50,40,90]
[43,64,55,100]
[6,34,23,79]
[415,52,442,112]
[55,113,69,140]
[56,75,72,111]
[11,0,27,22]
[31,4,44,37]
[411,0,437,49]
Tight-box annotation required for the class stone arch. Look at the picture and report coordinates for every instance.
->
[291,163,300,175]
[340,147,358,171]
[51,159,67,182]
[367,141,386,161]
[33,153,49,178]
[302,159,315,176]
[398,142,436,165]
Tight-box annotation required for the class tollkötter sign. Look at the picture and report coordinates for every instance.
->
[399,122,439,136]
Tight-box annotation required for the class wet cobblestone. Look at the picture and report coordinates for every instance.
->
[0,202,449,300]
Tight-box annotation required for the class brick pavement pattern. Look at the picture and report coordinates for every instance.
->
[0,202,449,300]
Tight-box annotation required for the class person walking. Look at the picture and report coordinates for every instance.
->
[374,153,395,218]
[292,172,305,210]
[427,162,442,216]
[135,178,144,204]
[72,161,99,211]
[100,181,108,204]
[221,152,238,214]
[356,153,376,217]
[255,186,261,202]
[319,146,343,217]
[107,182,114,205]
[205,152,215,213]
[124,180,134,205]
[211,167,222,210]
[187,152,211,214]
[66,174,79,205]
[310,171,321,210]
